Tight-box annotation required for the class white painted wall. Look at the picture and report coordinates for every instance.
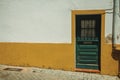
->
[0,0,113,43]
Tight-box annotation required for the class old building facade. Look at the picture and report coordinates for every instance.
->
[0,0,120,75]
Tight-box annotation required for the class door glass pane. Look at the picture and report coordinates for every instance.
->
[92,20,95,28]
[81,20,85,28]
[81,29,84,38]
[92,29,95,38]
[80,20,96,38]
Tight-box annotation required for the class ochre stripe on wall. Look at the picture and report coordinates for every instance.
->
[0,43,75,71]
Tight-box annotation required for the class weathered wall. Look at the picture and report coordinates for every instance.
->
[105,0,120,44]
[0,0,112,43]
[0,0,119,75]
[101,44,119,75]
[0,43,75,71]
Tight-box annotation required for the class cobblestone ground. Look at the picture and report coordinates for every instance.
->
[0,65,119,80]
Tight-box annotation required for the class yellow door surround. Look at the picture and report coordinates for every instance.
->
[72,10,105,73]
[72,10,119,75]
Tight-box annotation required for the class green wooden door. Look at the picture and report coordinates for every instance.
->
[76,15,101,70]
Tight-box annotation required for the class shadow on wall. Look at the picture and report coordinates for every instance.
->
[112,48,120,77]
[105,34,119,60]
[106,34,120,77]
[116,34,120,77]
[111,45,119,77]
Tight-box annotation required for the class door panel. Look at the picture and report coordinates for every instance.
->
[76,15,101,70]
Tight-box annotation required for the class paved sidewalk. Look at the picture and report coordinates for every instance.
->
[0,65,119,80]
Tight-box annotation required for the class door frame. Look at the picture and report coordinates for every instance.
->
[72,10,105,73]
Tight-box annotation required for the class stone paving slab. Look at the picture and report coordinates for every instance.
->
[0,65,119,80]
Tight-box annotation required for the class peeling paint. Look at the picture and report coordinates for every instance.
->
[116,33,120,43]
[105,34,112,43]
[117,34,120,40]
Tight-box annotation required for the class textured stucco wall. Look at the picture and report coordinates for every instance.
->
[0,0,112,43]
[0,0,119,76]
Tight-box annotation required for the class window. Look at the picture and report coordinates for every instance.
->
[80,20,96,38]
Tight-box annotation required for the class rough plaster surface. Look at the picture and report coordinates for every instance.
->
[0,0,113,43]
